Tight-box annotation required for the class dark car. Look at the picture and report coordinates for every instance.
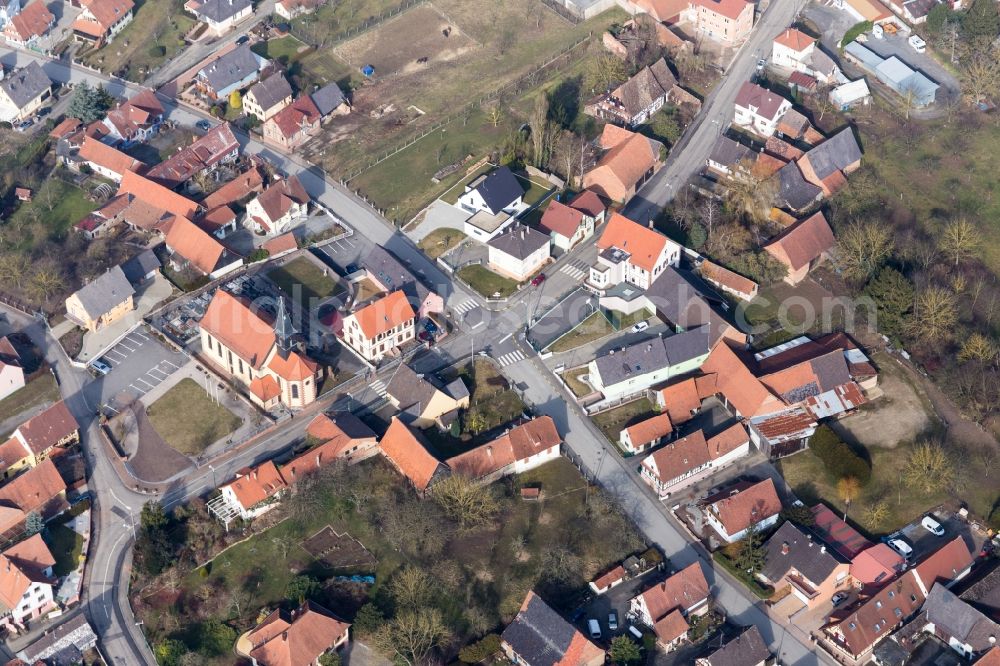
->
[424,320,439,334]
[196,119,212,131]
[235,35,250,45]
[36,107,51,117]
[344,263,359,275]
[531,273,546,287]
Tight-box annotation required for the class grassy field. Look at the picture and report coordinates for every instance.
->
[8,179,99,247]
[548,312,613,353]
[147,379,242,456]
[561,367,592,398]
[44,523,84,577]
[268,256,343,310]
[457,264,520,298]
[252,35,310,66]
[417,228,466,259]
[0,372,59,424]
[591,398,658,444]
[79,0,195,81]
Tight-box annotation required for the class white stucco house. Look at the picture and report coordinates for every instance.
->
[486,224,550,282]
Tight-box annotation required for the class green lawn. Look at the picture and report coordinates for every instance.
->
[591,398,658,445]
[8,179,98,245]
[561,367,593,398]
[147,379,242,456]
[44,523,84,577]
[457,264,520,299]
[0,372,60,424]
[79,0,195,81]
[417,228,466,259]
[547,312,613,353]
[251,35,310,66]
[268,256,344,310]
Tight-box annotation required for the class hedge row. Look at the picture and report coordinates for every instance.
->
[810,425,871,485]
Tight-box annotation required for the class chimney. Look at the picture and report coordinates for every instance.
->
[780,541,789,555]
[486,445,493,458]
[821,546,826,554]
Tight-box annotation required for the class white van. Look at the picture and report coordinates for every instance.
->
[889,538,913,559]
[628,626,643,640]
[588,619,602,639]
[922,515,945,536]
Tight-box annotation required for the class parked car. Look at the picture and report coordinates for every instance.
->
[756,58,767,70]
[36,107,51,117]
[90,359,112,376]
[531,273,546,287]
[888,538,914,559]
[631,321,649,333]
[14,119,33,132]
[922,515,945,536]
[608,610,618,632]
[908,34,926,53]
[872,23,884,39]
[235,34,250,45]
[587,619,601,639]
[195,119,212,131]
[628,625,643,640]
[832,592,849,606]
[344,263,360,275]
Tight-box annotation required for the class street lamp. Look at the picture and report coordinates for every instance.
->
[208,464,217,489]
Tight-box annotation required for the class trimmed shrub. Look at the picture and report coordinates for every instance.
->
[810,425,871,485]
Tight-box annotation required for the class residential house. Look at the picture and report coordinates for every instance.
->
[706,135,754,177]
[654,374,718,425]
[74,194,129,238]
[311,80,350,119]
[621,413,673,455]
[71,0,134,46]
[594,58,678,127]
[200,290,321,409]
[851,544,906,589]
[64,265,135,332]
[218,461,288,521]
[276,0,325,19]
[538,200,595,253]
[487,224,551,281]
[359,245,444,319]
[384,363,469,430]
[379,416,448,495]
[588,325,710,401]
[733,82,793,137]
[0,534,56,631]
[629,562,711,649]
[695,625,771,666]
[11,401,81,465]
[0,61,50,122]
[0,0,20,27]
[758,520,851,609]
[119,248,161,285]
[101,89,165,145]
[0,458,68,536]
[796,128,863,197]
[501,591,605,666]
[830,78,872,110]
[911,535,974,596]
[446,416,561,484]
[763,211,836,285]
[244,72,293,122]
[771,28,844,84]
[283,412,380,481]
[262,94,321,149]
[639,423,750,496]
[243,601,350,666]
[49,117,82,141]
[146,123,240,189]
[117,170,201,229]
[583,125,663,203]
[633,0,754,46]
[2,1,53,47]
[165,216,242,278]
[195,44,269,99]
[15,614,98,665]
[185,0,252,35]
[776,160,824,213]
[912,583,1000,661]
[0,337,23,404]
[244,175,309,236]
[457,166,525,218]
[702,478,782,543]
[77,136,145,182]
[589,213,680,291]
[341,290,416,363]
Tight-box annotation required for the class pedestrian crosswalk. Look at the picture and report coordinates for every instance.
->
[370,379,388,398]
[497,350,526,366]
[452,299,479,315]
[559,260,588,281]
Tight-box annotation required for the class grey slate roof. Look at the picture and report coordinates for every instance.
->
[192,0,252,23]
[17,614,97,664]
[487,224,549,260]
[471,166,524,215]
[702,625,771,666]
[325,411,377,440]
[923,583,1000,652]
[199,44,262,92]
[610,58,676,118]
[119,249,160,284]
[777,161,822,211]
[760,520,843,587]
[311,81,347,116]
[501,592,585,666]
[71,265,135,320]
[386,364,469,425]
[594,326,710,387]
[362,245,434,308]
[960,562,1000,619]
[709,136,753,168]
[248,72,292,112]
[645,267,739,346]
[0,61,50,109]
[802,128,862,181]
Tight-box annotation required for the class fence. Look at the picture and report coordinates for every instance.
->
[289,0,426,48]
[341,35,593,183]
[585,390,650,416]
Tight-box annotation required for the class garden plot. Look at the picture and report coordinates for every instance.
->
[301,525,377,569]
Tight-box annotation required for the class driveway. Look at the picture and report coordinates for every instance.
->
[407,199,469,242]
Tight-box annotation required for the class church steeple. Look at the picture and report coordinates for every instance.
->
[274,296,296,356]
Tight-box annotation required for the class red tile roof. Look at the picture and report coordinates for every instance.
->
[446,416,560,480]
[267,348,317,382]
[624,414,673,448]
[248,374,281,402]
[15,401,78,457]
[810,503,872,559]
[653,609,689,644]
[269,95,320,139]
[6,2,54,41]
[254,175,309,224]
[0,534,53,610]
[850,543,904,587]
[700,260,758,298]
[223,461,287,509]
[638,562,710,621]
[706,422,748,459]
[701,343,782,418]
[913,536,973,594]
[827,570,924,657]
[119,170,199,219]
[79,136,144,177]
[165,216,227,275]
[708,478,781,536]
[694,0,751,19]
[774,28,814,51]
[248,601,350,666]
[352,290,415,339]
[104,89,164,139]
[596,213,671,274]
[644,430,710,485]
[590,127,660,197]
[976,647,1000,666]
[262,233,298,257]
[764,211,835,272]
[81,0,134,28]
[201,290,276,368]
[592,565,626,590]
[0,459,67,533]
[49,117,82,140]
[146,123,239,187]
[539,200,584,238]
[569,189,605,219]
[379,417,443,492]
[202,167,265,210]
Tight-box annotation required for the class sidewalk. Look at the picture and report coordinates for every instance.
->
[76,276,174,364]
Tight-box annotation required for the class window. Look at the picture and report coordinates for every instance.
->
[291,384,299,399]
[238,359,243,374]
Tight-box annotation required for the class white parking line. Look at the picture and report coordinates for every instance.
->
[124,335,145,346]
[117,342,136,353]
[159,359,178,371]
[103,356,119,366]
[147,368,168,379]
[132,330,150,341]
[106,348,126,358]
[129,384,147,395]
[135,377,155,389]
[104,404,119,414]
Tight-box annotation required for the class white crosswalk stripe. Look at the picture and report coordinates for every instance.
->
[497,350,526,366]
[559,262,587,280]
[452,300,478,315]
[370,379,388,397]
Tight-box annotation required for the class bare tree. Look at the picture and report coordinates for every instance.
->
[430,475,499,527]
[904,441,955,493]
[486,100,504,128]
[941,217,980,266]
[586,54,627,93]
[958,39,1000,105]
[907,284,958,343]
[836,219,893,281]
[863,501,889,529]
[529,95,555,169]
[837,476,861,521]
[374,610,451,666]
[390,567,434,611]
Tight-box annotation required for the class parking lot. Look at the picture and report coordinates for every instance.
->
[314,234,375,277]
[892,509,986,564]
[83,327,189,415]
